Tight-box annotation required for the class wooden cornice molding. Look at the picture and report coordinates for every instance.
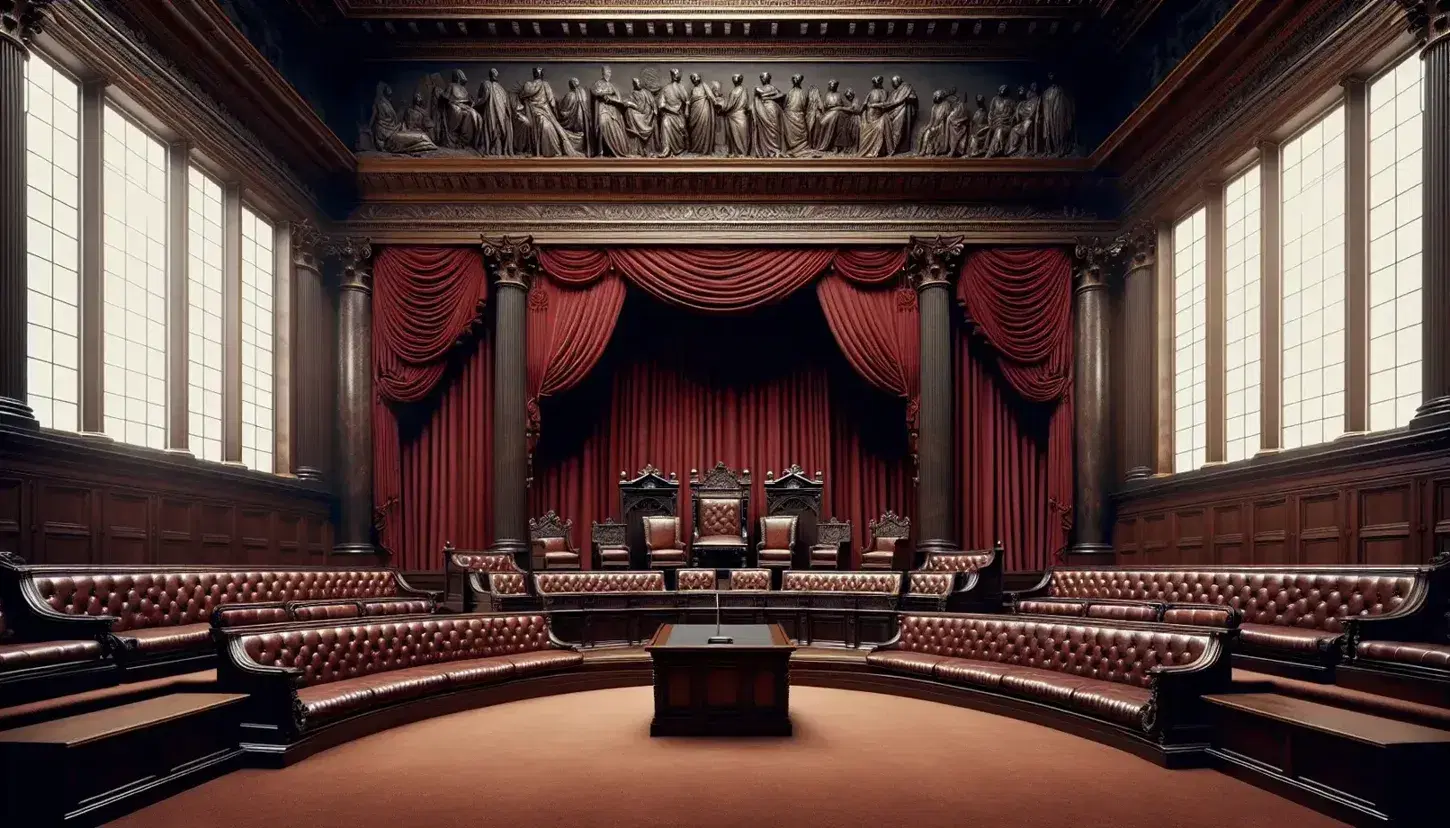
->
[42,0,324,221]
[324,1,1118,19]
[109,0,355,184]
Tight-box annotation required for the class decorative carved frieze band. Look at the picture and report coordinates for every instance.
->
[481,235,540,289]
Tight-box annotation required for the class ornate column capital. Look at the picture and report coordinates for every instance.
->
[903,234,965,292]
[1123,221,1158,276]
[289,219,324,274]
[0,0,53,52]
[1072,234,1128,292]
[482,234,539,290]
[1396,1,1450,53]
[325,236,374,294]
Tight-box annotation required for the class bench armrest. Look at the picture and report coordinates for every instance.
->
[392,570,444,603]
[1001,568,1053,606]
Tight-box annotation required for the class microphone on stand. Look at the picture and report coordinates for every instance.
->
[707,581,733,644]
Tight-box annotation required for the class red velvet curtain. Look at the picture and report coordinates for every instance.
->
[371,246,488,559]
[956,247,1075,567]
[815,274,920,440]
[529,294,913,566]
[525,272,627,445]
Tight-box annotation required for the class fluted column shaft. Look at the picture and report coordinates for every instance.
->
[906,236,963,558]
[292,222,328,481]
[1071,237,1122,558]
[0,2,52,428]
[1406,3,1450,427]
[331,239,375,556]
[484,237,536,562]
[1122,226,1157,480]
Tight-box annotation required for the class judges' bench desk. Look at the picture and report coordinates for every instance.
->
[646,623,795,737]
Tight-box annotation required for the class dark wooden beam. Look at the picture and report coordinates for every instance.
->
[1343,76,1369,436]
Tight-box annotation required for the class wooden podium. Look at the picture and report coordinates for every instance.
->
[645,623,795,737]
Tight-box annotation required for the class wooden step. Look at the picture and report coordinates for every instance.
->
[1205,692,1450,827]
[0,692,245,826]
[0,669,219,731]
[1233,668,1450,731]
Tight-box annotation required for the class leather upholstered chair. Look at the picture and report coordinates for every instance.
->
[811,518,851,569]
[756,515,798,571]
[642,515,689,576]
[690,462,750,568]
[862,511,910,570]
[529,511,581,571]
[591,519,630,570]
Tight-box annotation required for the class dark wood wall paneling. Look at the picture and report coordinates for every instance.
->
[1113,430,1450,568]
[0,428,333,567]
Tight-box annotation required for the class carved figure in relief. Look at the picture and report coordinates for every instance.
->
[810,79,843,153]
[625,77,659,156]
[438,69,485,150]
[402,92,435,140]
[944,94,971,156]
[370,83,437,154]
[836,88,862,154]
[476,68,514,156]
[985,85,1015,158]
[718,74,751,157]
[656,68,690,158]
[781,74,811,157]
[856,77,891,158]
[1009,83,1042,157]
[751,72,786,158]
[964,94,990,158]
[918,88,957,156]
[590,65,638,158]
[518,67,583,158]
[1042,73,1074,157]
[686,73,719,156]
[557,78,590,154]
[883,75,918,156]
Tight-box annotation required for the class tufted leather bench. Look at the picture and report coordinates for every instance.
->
[0,591,114,706]
[781,571,902,594]
[1010,596,1241,630]
[211,596,437,631]
[218,613,581,753]
[535,571,667,595]
[869,612,1232,749]
[1009,565,1428,676]
[7,564,434,678]
[912,543,1005,611]
[443,543,524,611]
[675,569,718,591]
[1335,553,1450,702]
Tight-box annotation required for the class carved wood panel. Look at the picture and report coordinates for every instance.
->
[1112,440,1450,567]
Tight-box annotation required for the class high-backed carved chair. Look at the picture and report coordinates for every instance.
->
[862,511,910,570]
[762,465,824,549]
[529,511,581,571]
[619,465,680,570]
[811,518,851,570]
[757,515,798,575]
[690,462,750,568]
[642,515,689,579]
[592,518,630,570]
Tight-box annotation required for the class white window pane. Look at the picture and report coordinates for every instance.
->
[1224,165,1262,462]
[187,167,225,463]
[102,104,168,448]
[240,205,275,473]
[1173,206,1209,471]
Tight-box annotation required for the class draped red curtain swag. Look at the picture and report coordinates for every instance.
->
[372,243,1073,571]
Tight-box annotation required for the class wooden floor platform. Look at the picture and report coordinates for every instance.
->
[1206,692,1450,827]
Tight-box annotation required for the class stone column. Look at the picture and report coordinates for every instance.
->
[291,221,328,482]
[1400,2,1450,429]
[905,235,963,558]
[483,236,535,562]
[1121,224,1158,480]
[328,237,375,557]
[0,1,52,429]
[1070,235,1126,559]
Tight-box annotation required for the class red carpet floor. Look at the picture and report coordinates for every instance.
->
[107,686,1346,828]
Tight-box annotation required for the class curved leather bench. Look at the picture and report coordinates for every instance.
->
[6,564,435,678]
[913,543,1005,611]
[218,613,581,761]
[1336,552,1450,704]
[1009,565,1424,677]
[211,596,438,630]
[1011,596,1241,630]
[443,543,525,611]
[868,612,1232,761]
[0,586,115,706]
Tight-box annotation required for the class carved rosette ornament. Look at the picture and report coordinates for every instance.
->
[0,0,53,50]
[289,219,324,274]
[903,234,965,291]
[326,236,374,294]
[1397,0,1450,52]
[481,234,538,290]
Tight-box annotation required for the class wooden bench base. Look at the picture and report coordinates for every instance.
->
[0,692,245,826]
[1206,692,1450,827]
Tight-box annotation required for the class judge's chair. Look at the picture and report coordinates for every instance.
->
[811,518,851,569]
[862,511,910,570]
[642,515,690,580]
[592,518,630,570]
[529,511,581,571]
[690,462,751,568]
[756,515,798,579]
